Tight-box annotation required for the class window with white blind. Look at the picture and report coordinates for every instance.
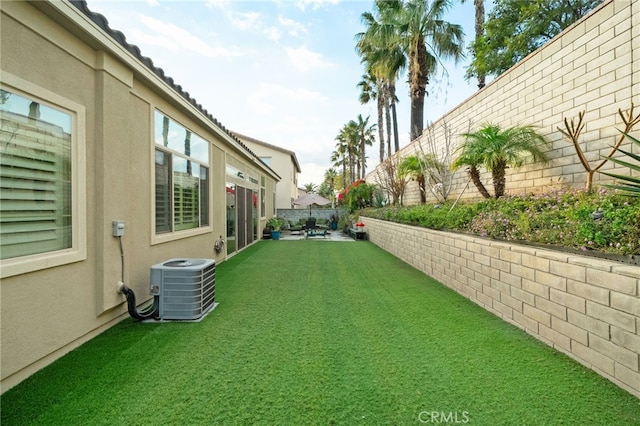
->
[0,77,86,278]
[154,111,209,234]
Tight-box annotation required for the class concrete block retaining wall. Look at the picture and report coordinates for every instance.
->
[361,217,640,398]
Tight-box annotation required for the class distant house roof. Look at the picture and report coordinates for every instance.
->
[232,132,302,174]
[68,0,280,180]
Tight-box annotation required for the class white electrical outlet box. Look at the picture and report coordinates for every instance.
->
[112,221,125,237]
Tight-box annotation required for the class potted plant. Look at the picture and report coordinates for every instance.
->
[267,217,284,240]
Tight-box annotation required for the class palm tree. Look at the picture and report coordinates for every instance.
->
[356,1,406,157]
[302,183,318,193]
[330,147,347,189]
[351,114,376,179]
[396,0,465,141]
[451,138,491,199]
[454,124,549,198]
[335,122,359,186]
[399,155,427,203]
[357,72,385,162]
[323,168,339,206]
[461,0,485,89]
[324,168,338,190]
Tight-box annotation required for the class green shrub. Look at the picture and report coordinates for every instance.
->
[360,188,640,256]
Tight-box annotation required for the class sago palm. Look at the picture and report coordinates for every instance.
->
[451,139,491,199]
[399,155,427,204]
[454,124,549,198]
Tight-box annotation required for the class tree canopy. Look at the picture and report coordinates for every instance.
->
[466,0,603,80]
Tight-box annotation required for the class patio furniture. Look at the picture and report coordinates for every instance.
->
[305,228,327,239]
[289,220,303,234]
[348,227,367,240]
[305,219,316,231]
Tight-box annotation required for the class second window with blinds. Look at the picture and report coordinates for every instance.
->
[154,110,209,234]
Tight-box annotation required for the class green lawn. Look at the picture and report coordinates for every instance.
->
[2,241,639,425]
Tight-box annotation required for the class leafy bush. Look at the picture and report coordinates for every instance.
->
[361,188,640,256]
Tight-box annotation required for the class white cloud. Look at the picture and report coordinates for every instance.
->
[264,26,282,42]
[248,83,328,115]
[262,16,307,42]
[204,0,229,9]
[228,11,261,30]
[145,0,159,6]
[278,15,307,37]
[135,15,240,58]
[286,46,335,72]
[298,162,329,186]
[294,0,340,12]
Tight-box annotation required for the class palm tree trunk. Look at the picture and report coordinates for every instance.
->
[469,166,491,199]
[384,88,392,155]
[390,84,399,152]
[410,91,425,141]
[492,161,507,198]
[377,81,385,162]
[349,153,356,184]
[418,175,426,204]
[360,139,366,180]
[475,0,485,89]
[409,35,429,141]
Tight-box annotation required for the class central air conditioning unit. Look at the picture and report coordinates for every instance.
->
[150,258,216,321]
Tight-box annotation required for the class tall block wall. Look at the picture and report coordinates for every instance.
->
[361,217,640,398]
[374,0,640,205]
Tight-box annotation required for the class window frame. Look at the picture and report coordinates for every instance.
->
[260,176,266,219]
[0,71,86,279]
[151,109,211,245]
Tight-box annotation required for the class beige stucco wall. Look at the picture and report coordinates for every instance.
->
[271,152,298,209]
[238,137,299,210]
[0,1,277,392]
[372,0,640,205]
[361,217,640,398]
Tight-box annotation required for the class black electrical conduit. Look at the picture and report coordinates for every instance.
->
[121,285,159,321]
[117,235,159,321]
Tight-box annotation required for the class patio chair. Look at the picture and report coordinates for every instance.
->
[305,219,316,231]
[289,220,303,235]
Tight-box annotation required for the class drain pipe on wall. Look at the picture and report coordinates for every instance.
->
[113,221,159,321]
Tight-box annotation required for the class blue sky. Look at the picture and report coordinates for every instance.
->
[89,0,482,186]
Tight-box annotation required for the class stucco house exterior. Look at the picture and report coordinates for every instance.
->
[233,132,301,209]
[0,0,279,392]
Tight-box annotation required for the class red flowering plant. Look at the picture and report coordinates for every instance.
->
[338,180,365,203]
[339,180,375,212]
